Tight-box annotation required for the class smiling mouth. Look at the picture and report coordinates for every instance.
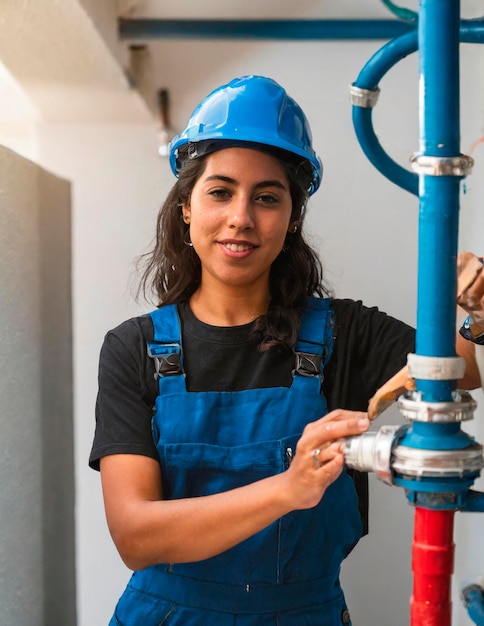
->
[223,242,255,252]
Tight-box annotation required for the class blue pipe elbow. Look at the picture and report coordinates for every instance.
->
[351,30,418,195]
[351,19,484,195]
[461,491,484,513]
[352,106,418,195]
[462,584,484,626]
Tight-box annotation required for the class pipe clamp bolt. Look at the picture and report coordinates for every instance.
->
[409,154,474,176]
[349,84,380,108]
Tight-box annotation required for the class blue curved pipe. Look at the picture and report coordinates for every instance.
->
[462,585,484,626]
[352,30,419,195]
[351,20,484,196]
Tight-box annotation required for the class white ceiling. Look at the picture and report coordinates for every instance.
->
[0,0,482,127]
[0,0,150,125]
[117,0,480,20]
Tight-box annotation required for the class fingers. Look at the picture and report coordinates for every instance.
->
[311,441,344,469]
[298,410,369,466]
[367,365,415,420]
[284,411,367,510]
[314,453,345,489]
[309,410,370,441]
[457,252,484,321]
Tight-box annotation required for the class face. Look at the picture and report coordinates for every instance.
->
[182,147,295,295]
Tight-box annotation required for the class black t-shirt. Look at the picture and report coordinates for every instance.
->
[90,298,415,532]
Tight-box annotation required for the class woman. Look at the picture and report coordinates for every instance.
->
[90,76,482,625]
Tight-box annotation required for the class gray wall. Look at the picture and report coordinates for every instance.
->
[0,146,75,625]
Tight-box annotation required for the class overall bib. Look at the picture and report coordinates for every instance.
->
[110,298,362,625]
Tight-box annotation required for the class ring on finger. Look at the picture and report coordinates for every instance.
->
[312,448,322,469]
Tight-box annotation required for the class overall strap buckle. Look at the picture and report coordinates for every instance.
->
[294,352,324,377]
[147,343,183,379]
[294,297,334,378]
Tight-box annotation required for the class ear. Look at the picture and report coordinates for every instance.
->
[181,205,191,223]
[288,221,300,234]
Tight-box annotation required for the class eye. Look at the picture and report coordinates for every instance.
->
[208,188,231,200]
[255,193,279,206]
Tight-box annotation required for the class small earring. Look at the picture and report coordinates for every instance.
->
[182,214,190,224]
[288,222,299,234]
[183,230,193,247]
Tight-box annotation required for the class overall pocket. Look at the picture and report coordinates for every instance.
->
[158,437,289,585]
[111,584,176,626]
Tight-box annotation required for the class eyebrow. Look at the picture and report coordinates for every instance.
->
[203,175,288,191]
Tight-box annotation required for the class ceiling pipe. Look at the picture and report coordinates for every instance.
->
[118,18,416,41]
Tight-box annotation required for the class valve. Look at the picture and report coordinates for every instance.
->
[343,424,407,485]
[343,388,484,509]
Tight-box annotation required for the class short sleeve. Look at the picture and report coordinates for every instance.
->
[89,316,158,470]
[324,299,415,412]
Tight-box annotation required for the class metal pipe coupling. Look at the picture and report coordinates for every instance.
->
[343,424,484,483]
[392,443,484,479]
[343,425,408,485]
[399,389,477,423]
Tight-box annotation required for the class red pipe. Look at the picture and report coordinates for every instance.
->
[410,507,455,626]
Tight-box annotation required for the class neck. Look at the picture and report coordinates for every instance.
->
[189,284,271,326]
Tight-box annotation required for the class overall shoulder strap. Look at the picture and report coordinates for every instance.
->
[294,297,334,377]
[150,304,181,343]
[147,304,184,378]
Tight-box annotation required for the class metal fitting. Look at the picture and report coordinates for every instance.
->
[349,84,380,108]
[407,353,466,380]
[398,390,477,423]
[392,443,484,478]
[343,425,407,485]
[409,153,474,176]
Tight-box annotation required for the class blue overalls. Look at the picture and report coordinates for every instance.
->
[110,298,362,625]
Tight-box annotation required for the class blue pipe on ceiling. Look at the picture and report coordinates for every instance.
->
[118,18,416,41]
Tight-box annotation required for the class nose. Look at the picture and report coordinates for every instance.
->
[227,194,254,230]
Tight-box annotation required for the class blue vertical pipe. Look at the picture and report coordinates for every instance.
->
[415,0,461,402]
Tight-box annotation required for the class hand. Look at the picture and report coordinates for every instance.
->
[281,409,369,510]
[367,365,415,420]
[457,251,484,324]
[368,251,484,420]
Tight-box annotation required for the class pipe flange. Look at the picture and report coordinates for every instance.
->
[392,443,484,478]
[349,84,380,108]
[409,154,474,176]
[407,353,466,381]
[398,390,477,423]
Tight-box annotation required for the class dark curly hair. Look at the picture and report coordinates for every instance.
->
[138,146,331,349]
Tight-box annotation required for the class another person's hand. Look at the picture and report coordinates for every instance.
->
[457,251,484,327]
[368,251,484,419]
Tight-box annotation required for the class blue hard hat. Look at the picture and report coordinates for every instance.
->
[169,75,323,195]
